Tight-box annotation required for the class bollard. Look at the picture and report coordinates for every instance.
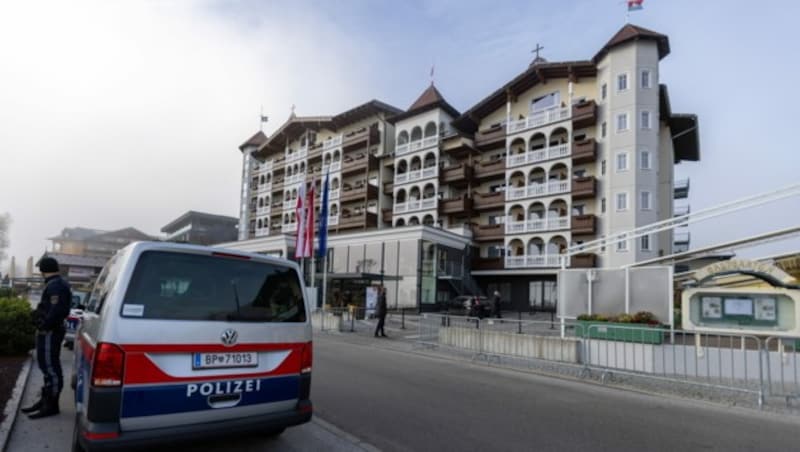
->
[517,311,522,334]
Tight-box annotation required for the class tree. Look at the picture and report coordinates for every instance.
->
[0,213,10,267]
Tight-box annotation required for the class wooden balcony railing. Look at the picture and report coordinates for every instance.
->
[440,163,473,184]
[471,256,504,271]
[571,100,597,129]
[474,125,506,150]
[571,214,597,235]
[572,138,597,165]
[572,176,597,199]
[471,223,504,241]
[472,191,505,210]
[570,253,597,268]
[473,160,505,180]
[439,195,473,215]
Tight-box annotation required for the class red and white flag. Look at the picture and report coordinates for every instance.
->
[304,178,315,258]
[294,182,307,259]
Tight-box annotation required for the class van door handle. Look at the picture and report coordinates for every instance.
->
[207,393,242,409]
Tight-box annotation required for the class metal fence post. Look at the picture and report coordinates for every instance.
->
[350,310,355,332]
[517,311,522,334]
[401,308,406,330]
[758,339,765,409]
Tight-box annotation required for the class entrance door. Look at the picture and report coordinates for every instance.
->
[529,281,557,312]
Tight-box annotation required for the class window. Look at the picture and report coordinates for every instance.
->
[601,122,607,138]
[488,214,505,225]
[640,150,652,170]
[601,160,607,175]
[616,152,629,172]
[122,251,306,322]
[641,234,651,251]
[640,69,652,89]
[601,83,608,100]
[531,91,560,113]
[573,204,586,215]
[573,169,587,178]
[616,192,628,211]
[617,73,629,92]
[616,113,629,132]
[488,245,505,257]
[601,198,606,213]
[617,234,629,252]
[640,110,652,130]
[640,191,652,210]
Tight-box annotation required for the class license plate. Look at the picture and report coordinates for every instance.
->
[193,352,258,369]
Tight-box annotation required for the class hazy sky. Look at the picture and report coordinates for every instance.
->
[1,0,799,274]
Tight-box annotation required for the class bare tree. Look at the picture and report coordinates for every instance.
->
[0,213,10,266]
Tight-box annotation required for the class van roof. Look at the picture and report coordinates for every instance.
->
[120,241,300,271]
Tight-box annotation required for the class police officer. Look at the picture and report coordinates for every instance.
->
[21,257,71,419]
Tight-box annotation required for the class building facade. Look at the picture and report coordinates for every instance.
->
[225,25,700,310]
[161,211,239,245]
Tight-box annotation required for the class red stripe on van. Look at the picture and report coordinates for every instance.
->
[121,343,304,385]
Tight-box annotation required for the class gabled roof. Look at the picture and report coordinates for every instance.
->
[90,227,154,242]
[593,24,670,62]
[238,131,267,152]
[49,227,107,242]
[452,61,596,133]
[388,84,460,124]
[332,99,402,129]
[161,211,239,233]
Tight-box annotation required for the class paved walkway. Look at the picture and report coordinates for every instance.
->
[7,346,375,452]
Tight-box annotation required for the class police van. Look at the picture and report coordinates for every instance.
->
[71,242,312,451]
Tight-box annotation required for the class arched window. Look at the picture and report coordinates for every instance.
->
[257,219,262,229]
[423,215,435,226]
[260,175,266,184]
[423,183,436,199]
[395,189,407,203]
[424,121,437,138]
[528,238,545,255]
[508,239,525,256]
[508,204,524,222]
[395,218,406,227]
[549,127,569,147]
[528,202,546,220]
[258,198,264,208]
[424,152,436,168]
[333,150,341,162]
[549,163,568,181]
[510,137,525,155]
[397,160,408,174]
[529,132,546,151]
[409,186,421,200]
[411,126,422,142]
[548,199,568,218]
[332,178,340,190]
[410,156,422,171]
[408,216,420,226]
[529,167,546,185]
[397,131,409,145]
[331,204,339,215]
[509,171,526,188]
[548,236,568,255]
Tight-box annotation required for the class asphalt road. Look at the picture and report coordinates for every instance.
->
[313,334,800,452]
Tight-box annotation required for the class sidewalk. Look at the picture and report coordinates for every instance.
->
[7,347,377,452]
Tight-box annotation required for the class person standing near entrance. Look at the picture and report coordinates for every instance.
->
[374,286,388,337]
[22,257,71,419]
[492,290,502,319]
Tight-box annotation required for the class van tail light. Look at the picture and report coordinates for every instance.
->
[92,343,125,387]
[300,342,312,374]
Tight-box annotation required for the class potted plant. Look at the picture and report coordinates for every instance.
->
[577,311,664,344]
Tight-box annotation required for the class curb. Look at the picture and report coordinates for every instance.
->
[313,416,381,452]
[0,355,33,452]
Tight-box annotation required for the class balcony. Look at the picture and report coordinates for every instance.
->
[340,184,378,203]
[674,179,690,199]
[473,191,505,211]
[307,144,323,161]
[383,182,393,195]
[570,253,598,268]
[674,205,690,217]
[255,228,270,238]
[321,161,342,174]
[506,107,570,136]
[256,205,271,216]
[474,125,506,150]
[506,180,570,201]
[337,211,378,230]
[283,222,298,233]
[471,223,504,241]
[440,163,473,185]
[571,214,597,235]
[283,199,296,210]
[394,198,437,214]
[395,166,438,185]
[255,183,272,194]
[674,232,690,253]
[471,256,504,271]
[473,160,505,180]
[507,143,570,168]
[284,172,306,186]
[328,215,339,226]
[571,100,598,129]
[571,176,597,199]
[285,146,308,164]
[342,125,379,151]
[572,138,597,165]
[341,153,377,176]
[323,134,343,151]
[382,208,393,224]
[441,135,475,157]
[439,195,472,215]
[271,178,285,191]
[505,255,563,268]
[505,216,570,235]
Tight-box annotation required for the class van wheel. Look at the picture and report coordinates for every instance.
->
[71,414,87,452]
[262,427,285,437]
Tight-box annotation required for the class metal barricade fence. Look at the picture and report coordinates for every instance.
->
[764,336,800,404]
[584,324,764,405]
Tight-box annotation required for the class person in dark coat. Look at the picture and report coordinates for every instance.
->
[374,286,388,337]
[492,290,502,319]
[22,257,72,419]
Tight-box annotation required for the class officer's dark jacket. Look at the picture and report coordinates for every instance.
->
[34,275,72,331]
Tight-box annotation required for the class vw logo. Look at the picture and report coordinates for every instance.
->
[221,328,238,347]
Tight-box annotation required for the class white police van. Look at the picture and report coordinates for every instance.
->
[70,242,312,451]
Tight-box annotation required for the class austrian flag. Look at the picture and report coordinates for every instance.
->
[628,0,644,11]
[294,180,315,259]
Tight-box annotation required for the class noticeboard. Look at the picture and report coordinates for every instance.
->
[699,295,777,326]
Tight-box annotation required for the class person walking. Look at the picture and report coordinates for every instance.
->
[22,257,72,419]
[492,290,502,319]
[374,286,388,338]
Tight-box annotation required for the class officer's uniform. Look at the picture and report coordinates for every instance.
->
[35,274,71,396]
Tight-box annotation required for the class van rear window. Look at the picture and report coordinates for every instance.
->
[122,251,306,322]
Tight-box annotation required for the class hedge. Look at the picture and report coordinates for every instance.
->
[0,297,36,355]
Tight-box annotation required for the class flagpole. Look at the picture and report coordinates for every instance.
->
[321,254,328,309]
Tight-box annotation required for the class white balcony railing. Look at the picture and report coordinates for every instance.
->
[507,143,571,168]
[283,200,296,210]
[504,255,565,268]
[329,188,340,200]
[285,147,308,163]
[255,183,271,194]
[395,173,409,184]
[394,198,436,214]
[323,134,343,150]
[284,173,306,186]
[256,206,271,215]
[422,166,437,178]
[255,228,270,237]
[505,216,569,234]
[396,167,437,184]
[505,180,570,201]
[422,136,438,148]
[322,161,342,173]
[506,107,570,135]
[284,223,298,233]
[421,198,436,209]
[328,215,339,226]
[396,143,411,156]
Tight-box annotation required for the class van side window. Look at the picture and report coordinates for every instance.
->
[87,254,120,314]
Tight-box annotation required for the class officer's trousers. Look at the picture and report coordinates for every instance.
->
[36,329,65,398]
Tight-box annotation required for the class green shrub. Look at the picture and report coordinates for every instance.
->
[0,297,36,355]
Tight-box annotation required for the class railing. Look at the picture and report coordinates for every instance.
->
[423,136,438,148]
[329,188,340,200]
[396,143,411,156]
[255,228,270,237]
[505,180,570,201]
[284,172,306,185]
[284,223,298,233]
[253,160,273,174]
[323,134,343,150]
[421,198,437,210]
[396,166,437,185]
[322,161,342,173]
[285,146,308,163]
[256,205,271,215]
[505,216,570,234]
[507,143,571,168]
[422,166,437,179]
[506,107,570,135]
[328,215,339,226]
[505,255,564,268]
[401,136,438,155]
[283,200,296,210]
[255,183,271,194]
[394,198,435,214]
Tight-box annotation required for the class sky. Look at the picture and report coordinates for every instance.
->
[1,0,799,274]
